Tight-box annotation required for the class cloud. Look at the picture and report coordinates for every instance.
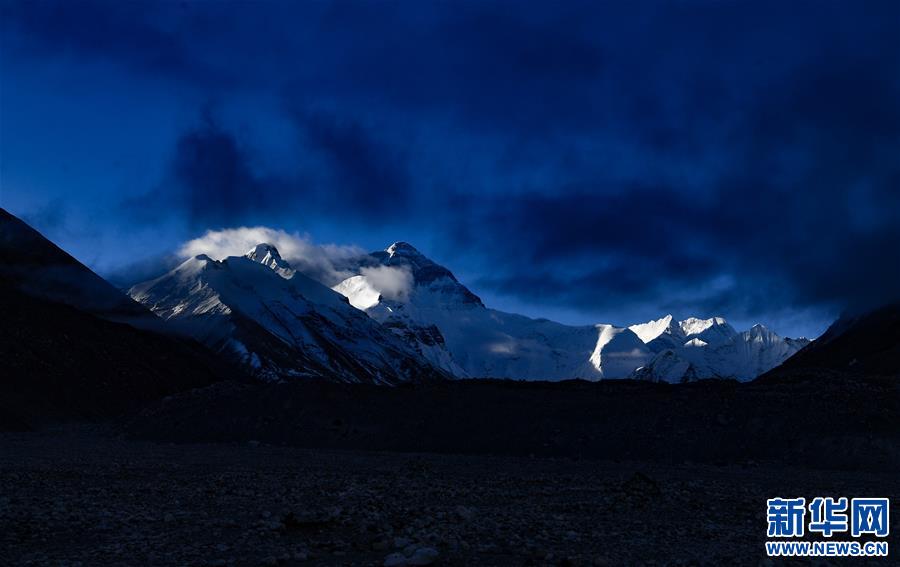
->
[6,0,900,336]
[119,107,414,230]
[295,111,412,219]
[1,0,241,88]
[178,227,365,286]
[442,14,900,322]
[175,227,414,301]
[359,265,414,302]
[119,112,301,229]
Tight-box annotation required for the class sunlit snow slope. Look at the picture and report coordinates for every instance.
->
[628,315,809,382]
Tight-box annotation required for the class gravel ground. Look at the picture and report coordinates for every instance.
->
[1,428,897,566]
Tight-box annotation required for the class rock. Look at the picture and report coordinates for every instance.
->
[408,547,439,565]
[384,552,408,566]
[393,536,412,549]
[372,537,391,551]
[622,472,661,499]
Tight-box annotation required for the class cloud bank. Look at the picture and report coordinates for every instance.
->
[177,227,415,299]
[178,227,365,286]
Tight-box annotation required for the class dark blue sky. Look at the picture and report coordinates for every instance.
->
[2,1,899,337]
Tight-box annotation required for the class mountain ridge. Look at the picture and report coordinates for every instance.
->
[332,243,807,382]
[0,208,156,326]
[36,219,809,385]
[129,247,448,384]
[760,304,900,380]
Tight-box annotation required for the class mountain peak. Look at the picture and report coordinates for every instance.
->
[245,243,293,277]
[746,323,776,341]
[386,241,424,258]
[363,241,483,307]
[247,242,282,261]
[679,316,729,337]
[628,314,680,343]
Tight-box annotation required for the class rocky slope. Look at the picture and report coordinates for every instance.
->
[761,303,900,380]
[0,208,154,326]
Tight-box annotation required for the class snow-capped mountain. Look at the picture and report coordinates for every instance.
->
[333,242,652,380]
[629,315,809,382]
[333,243,808,382]
[629,314,738,353]
[245,243,294,278]
[128,244,446,384]
[128,234,806,384]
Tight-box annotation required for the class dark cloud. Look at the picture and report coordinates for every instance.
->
[296,112,413,218]
[120,113,294,228]
[175,118,276,225]
[5,0,900,331]
[121,108,414,228]
[451,43,900,317]
[0,0,232,87]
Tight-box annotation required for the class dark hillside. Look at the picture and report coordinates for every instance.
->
[0,282,232,427]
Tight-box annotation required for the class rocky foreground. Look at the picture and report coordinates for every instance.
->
[1,428,897,566]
